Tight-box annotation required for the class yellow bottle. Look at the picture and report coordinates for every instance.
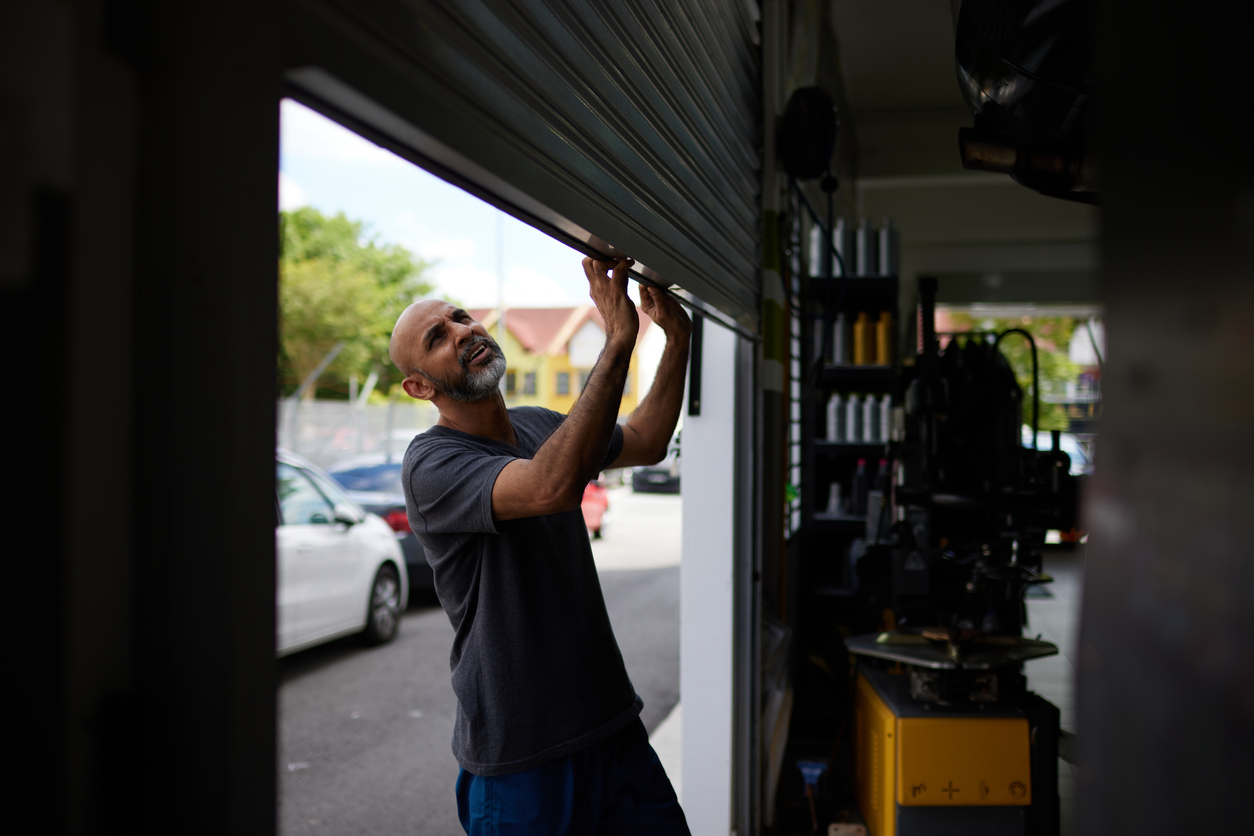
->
[852,312,870,365]
[875,311,892,365]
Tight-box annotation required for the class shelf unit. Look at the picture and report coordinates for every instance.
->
[813,440,889,457]
[798,274,900,595]
[817,365,895,389]
[811,513,872,531]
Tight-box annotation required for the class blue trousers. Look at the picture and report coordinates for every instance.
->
[455,718,690,835]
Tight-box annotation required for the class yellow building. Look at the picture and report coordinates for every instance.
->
[469,306,653,417]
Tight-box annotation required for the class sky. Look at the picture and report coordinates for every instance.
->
[279,99,635,310]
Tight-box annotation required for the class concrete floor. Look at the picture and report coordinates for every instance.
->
[598,487,686,799]
[590,486,682,571]
[649,702,684,803]
[277,487,685,835]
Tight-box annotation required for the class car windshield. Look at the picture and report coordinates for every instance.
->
[328,464,404,493]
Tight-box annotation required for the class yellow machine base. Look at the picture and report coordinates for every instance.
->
[854,667,1033,836]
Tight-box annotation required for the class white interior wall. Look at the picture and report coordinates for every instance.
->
[681,319,738,835]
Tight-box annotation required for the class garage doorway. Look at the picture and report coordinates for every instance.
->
[276,99,685,835]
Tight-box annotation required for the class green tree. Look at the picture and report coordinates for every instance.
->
[279,208,435,398]
[945,312,1080,432]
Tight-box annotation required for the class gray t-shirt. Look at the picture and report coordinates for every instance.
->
[402,407,640,776]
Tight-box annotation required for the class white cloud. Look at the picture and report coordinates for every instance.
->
[424,238,477,262]
[504,266,581,307]
[429,264,581,309]
[391,210,476,263]
[278,171,308,211]
[390,210,577,307]
[280,99,405,167]
[430,264,505,309]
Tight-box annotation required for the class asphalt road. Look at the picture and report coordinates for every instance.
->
[278,487,681,835]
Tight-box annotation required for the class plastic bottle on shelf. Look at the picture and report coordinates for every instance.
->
[862,394,878,443]
[852,458,869,516]
[890,404,905,442]
[875,311,893,365]
[826,393,843,441]
[852,312,870,365]
[807,225,822,277]
[879,394,892,442]
[826,481,842,515]
[832,312,847,366]
[845,393,862,442]
[878,218,898,277]
[855,218,878,277]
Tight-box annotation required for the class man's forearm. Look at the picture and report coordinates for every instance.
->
[623,331,690,462]
[529,339,633,502]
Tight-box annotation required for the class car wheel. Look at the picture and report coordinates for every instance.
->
[360,564,402,645]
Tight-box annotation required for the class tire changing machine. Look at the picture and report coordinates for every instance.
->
[842,278,1080,836]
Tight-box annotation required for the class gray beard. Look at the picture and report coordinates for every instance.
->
[426,337,507,403]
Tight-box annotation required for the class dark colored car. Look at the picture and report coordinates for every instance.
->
[631,433,681,494]
[325,453,433,590]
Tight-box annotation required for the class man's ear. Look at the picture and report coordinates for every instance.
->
[402,375,436,401]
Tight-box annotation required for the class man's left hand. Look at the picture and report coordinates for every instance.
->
[639,285,691,339]
[608,282,692,469]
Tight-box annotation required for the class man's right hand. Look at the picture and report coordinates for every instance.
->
[582,257,639,350]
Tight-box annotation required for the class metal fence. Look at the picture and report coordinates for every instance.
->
[277,397,439,470]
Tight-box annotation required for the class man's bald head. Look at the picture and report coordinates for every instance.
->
[390,301,507,403]
[389,299,448,376]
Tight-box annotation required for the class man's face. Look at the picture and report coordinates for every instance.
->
[409,305,507,403]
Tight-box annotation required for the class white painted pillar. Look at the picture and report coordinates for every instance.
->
[681,318,737,835]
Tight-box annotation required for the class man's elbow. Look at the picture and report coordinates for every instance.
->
[533,481,585,516]
[641,439,671,466]
[624,426,670,466]
[634,452,660,467]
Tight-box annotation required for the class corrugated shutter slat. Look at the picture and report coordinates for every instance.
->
[288,0,761,329]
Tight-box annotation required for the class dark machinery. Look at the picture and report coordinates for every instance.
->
[954,0,1098,203]
[778,62,1086,829]
[843,278,1082,836]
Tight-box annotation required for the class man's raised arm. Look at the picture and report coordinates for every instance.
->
[611,285,692,468]
[490,258,639,521]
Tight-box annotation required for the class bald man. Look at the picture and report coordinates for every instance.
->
[391,257,692,835]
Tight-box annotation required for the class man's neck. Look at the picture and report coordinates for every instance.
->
[435,391,517,446]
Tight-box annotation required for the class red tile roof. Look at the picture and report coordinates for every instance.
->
[466,305,653,356]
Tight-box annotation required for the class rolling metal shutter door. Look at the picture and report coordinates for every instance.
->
[286,0,762,331]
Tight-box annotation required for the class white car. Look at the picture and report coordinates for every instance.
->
[276,450,409,656]
[1021,428,1093,475]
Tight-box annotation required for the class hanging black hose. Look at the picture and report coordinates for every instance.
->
[995,328,1040,448]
